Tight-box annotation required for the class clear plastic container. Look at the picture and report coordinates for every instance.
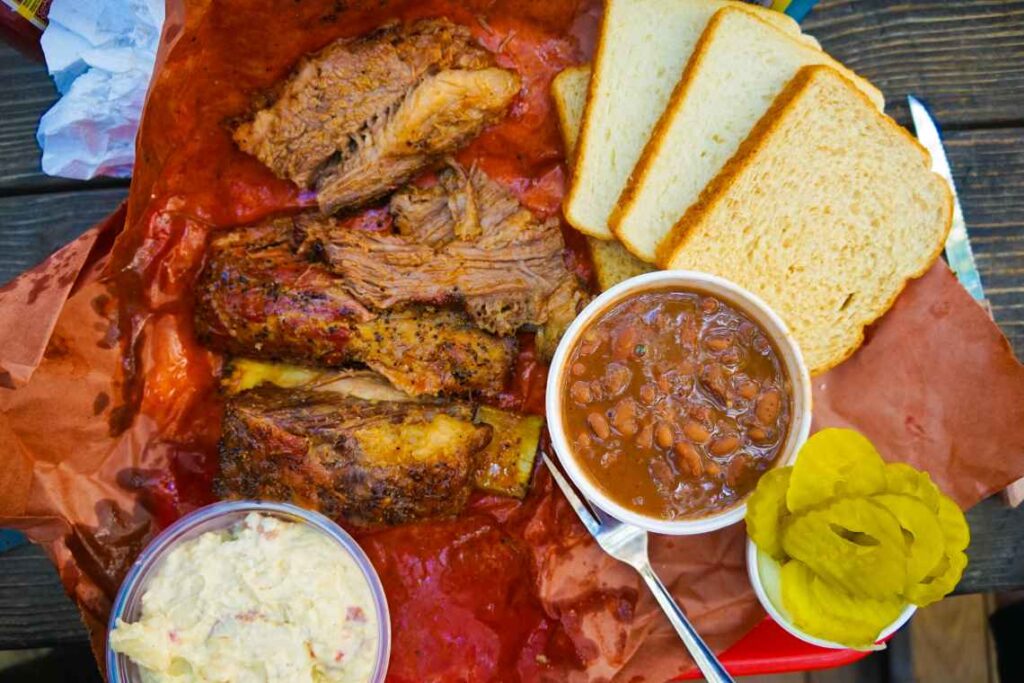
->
[106,500,391,683]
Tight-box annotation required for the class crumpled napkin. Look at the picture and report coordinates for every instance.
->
[36,0,165,179]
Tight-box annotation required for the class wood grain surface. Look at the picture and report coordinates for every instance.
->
[807,0,1024,128]
[0,545,89,647]
[910,594,1000,683]
[946,127,1024,353]
[1,0,1023,655]
[0,43,57,193]
[0,189,128,284]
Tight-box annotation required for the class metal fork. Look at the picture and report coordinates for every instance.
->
[545,457,735,683]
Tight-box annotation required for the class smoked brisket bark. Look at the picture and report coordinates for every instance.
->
[194,219,515,396]
[217,386,492,525]
[233,19,520,215]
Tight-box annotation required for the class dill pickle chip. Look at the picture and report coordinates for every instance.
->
[780,560,815,618]
[884,462,941,513]
[906,550,968,607]
[873,493,944,588]
[936,496,970,553]
[786,429,886,513]
[807,573,904,648]
[781,497,907,598]
[745,467,793,560]
[780,560,901,648]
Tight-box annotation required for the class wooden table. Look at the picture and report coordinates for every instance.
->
[1,0,1023,650]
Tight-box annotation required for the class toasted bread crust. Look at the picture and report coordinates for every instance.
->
[608,6,733,260]
[562,0,617,239]
[659,65,952,374]
[551,65,591,167]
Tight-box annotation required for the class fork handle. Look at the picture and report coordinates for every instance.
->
[638,563,735,683]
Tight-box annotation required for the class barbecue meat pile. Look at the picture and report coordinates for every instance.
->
[204,19,588,525]
[305,163,588,356]
[194,219,516,396]
[217,386,492,525]
[233,19,520,214]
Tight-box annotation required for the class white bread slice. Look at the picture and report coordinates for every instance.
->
[611,7,884,263]
[552,65,590,164]
[563,0,804,240]
[587,236,656,291]
[552,65,655,290]
[662,65,951,374]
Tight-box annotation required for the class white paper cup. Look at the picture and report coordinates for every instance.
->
[746,539,916,650]
[546,270,812,535]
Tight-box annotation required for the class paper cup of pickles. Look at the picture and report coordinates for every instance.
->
[744,428,970,650]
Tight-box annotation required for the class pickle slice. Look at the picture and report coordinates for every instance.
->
[781,560,902,648]
[873,493,944,588]
[906,550,968,608]
[936,496,970,553]
[746,467,793,560]
[473,406,543,499]
[884,462,941,513]
[786,429,886,513]
[903,496,970,607]
[781,497,907,598]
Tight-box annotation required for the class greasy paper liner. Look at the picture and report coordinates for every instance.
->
[2,1,1024,681]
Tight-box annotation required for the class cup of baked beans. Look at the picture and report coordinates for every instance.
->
[546,270,812,535]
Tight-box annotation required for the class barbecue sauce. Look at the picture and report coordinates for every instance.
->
[105,0,600,679]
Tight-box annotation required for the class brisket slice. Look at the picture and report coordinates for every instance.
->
[233,18,520,215]
[308,164,589,356]
[217,386,491,525]
[315,68,520,214]
[194,218,515,396]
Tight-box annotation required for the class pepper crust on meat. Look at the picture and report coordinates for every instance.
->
[193,219,516,396]
[216,386,493,525]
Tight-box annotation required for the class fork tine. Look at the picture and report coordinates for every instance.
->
[543,455,602,536]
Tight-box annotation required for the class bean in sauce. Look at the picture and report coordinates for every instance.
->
[561,288,793,520]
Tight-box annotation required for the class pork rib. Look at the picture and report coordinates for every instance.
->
[194,218,515,396]
[217,386,491,525]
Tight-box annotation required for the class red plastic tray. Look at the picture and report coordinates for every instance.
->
[675,617,871,679]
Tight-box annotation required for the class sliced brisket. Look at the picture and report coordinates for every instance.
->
[308,163,589,353]
[233,19,519,215]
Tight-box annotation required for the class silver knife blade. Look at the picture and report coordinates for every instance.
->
[908,95,986,301]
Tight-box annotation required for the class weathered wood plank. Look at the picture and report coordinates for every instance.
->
[0,42,61,192]
[945,127,1024,356]
[1,2,1022,190]
[1,494,1019,650]
[0,132,1019,352]
[959,496,1024,594]
[910,594,999,683]
[0,545,89,647]
[0,188,128,286]
[807,0,1024,127]
[807,654,887,683]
